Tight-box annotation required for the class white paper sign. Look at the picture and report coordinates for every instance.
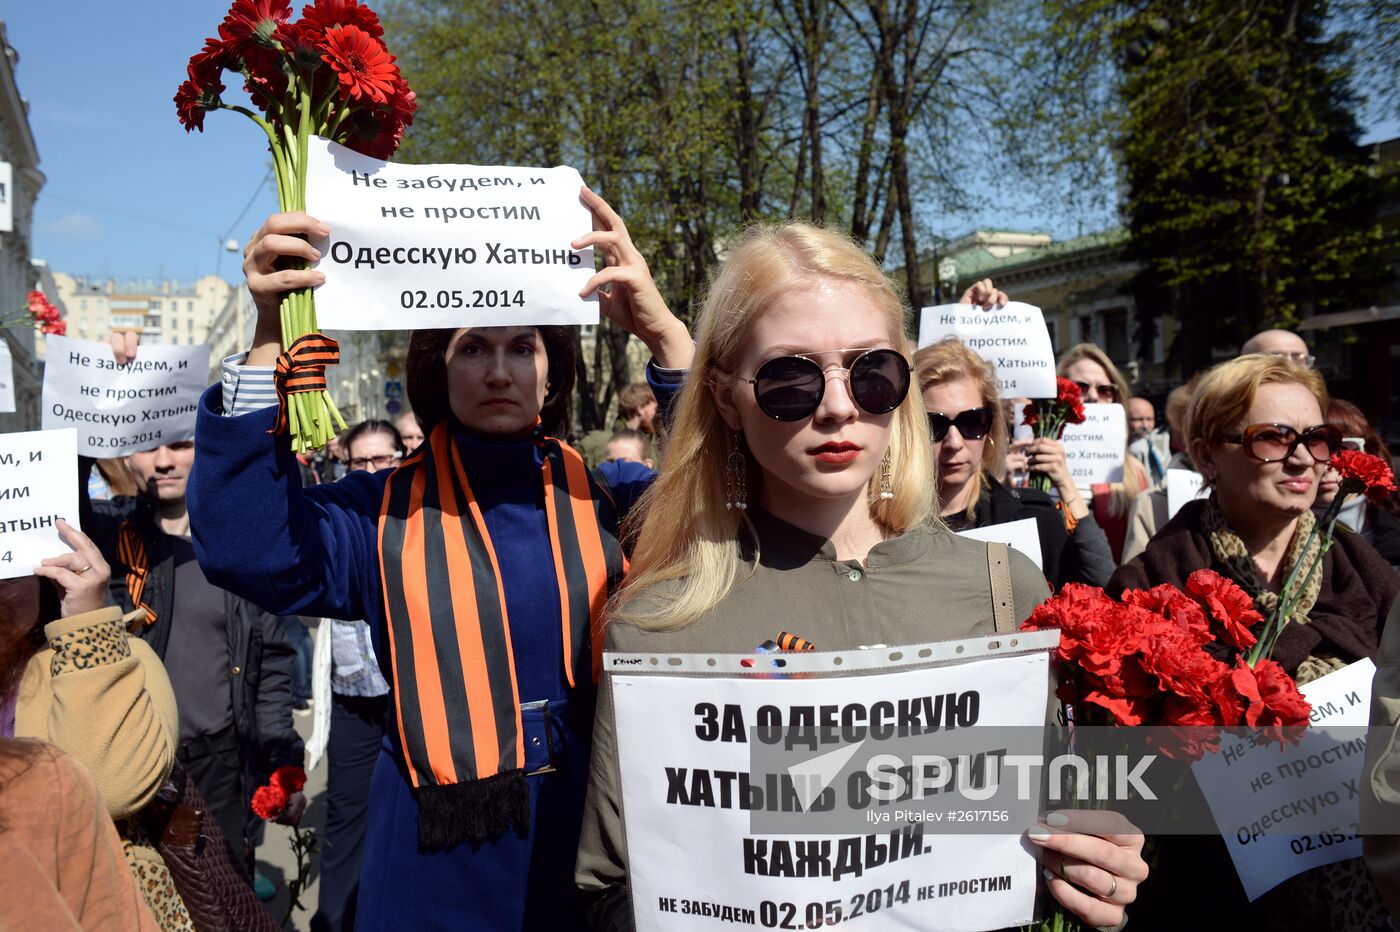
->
[1192,659,1374,901]
[304,137,597,330]
[956,518,1044,570]
[1058,404,1126,491]
[0,428,78,579]
[1166,468,1207,519]
[612,648,1049,931]
[0,340,14,413]
[917,303,1056,399]
[41,336,210,457]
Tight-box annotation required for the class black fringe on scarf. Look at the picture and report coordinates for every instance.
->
[414,769,531,851]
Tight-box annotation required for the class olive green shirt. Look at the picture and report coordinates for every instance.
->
[575,508,1051,926]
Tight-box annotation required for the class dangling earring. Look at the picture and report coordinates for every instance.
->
[725,431,748,511]
[879,450,894,500]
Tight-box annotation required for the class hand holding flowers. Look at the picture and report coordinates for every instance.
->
[175,0,416,452]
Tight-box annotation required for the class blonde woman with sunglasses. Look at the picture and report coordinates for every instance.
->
[916,337,1115,588]
[576,226,1149,931]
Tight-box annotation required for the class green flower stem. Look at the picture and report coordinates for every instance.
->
[1245,489,1353,665]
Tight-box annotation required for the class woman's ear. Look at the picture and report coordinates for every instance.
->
[1190,438,1216,482]
[709,375,744,432]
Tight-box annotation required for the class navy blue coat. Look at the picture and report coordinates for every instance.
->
[188,386,659,931]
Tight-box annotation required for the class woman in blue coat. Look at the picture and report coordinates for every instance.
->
[187,189,693,930]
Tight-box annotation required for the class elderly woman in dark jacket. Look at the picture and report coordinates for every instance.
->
[1110,353,1398,931]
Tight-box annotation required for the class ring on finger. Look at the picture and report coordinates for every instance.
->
[1105,875,1118,900]
[76,564,92,574]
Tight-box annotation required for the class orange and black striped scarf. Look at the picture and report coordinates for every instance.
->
[377,421,626,850]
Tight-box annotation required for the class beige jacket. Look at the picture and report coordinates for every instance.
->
[0,739,160,931]
[575,510,1050,923]
[15,605,179,820]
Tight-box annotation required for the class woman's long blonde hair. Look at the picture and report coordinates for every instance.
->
[614,223,935,631]
[1056,343,1149,515]
[914,337,1008,522]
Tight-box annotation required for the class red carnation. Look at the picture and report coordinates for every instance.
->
[1223,658,1311,731]
[252,783,289,820]
[321,25,400,104]
[1185,569,1261,650]
[41,319,66,336]
[272,765,307,793]
[1329,449,1398,504]
[301,0,383,37]
[1122,584,1210,640]
[1021,403,1039,429]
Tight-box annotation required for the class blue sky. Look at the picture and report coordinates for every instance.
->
[5,2,1398,287]
[4,1,281,286]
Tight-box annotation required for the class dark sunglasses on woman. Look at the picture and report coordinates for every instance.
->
[741,347,912,421]
[927,407,994,442]
[1074,380,1118,402]
[1223,423,1343,463]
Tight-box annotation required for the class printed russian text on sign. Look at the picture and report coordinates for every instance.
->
[916,303,1056,399]
[1193,659,1374,901]
[1059,404,1127,491]
[610,642,1051,931]
[0,428,77,580]
[304,137,597,330]
[41,336,209,457]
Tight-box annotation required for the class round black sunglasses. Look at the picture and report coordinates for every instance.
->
[740,348,913,422]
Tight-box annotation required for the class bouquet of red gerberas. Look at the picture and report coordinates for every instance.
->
[0,290,65,336]
[1021,377,1087,493]
[1022,569,1311,761]
[175,0,416,452]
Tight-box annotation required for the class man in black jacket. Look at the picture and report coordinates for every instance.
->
[81,440,305,876]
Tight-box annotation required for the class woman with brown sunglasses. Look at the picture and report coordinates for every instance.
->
[1108,353,1397,931]
[914,337,1115,588]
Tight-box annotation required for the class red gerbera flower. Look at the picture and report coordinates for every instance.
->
[342,105,406,159]
[218,0,293,56]
[174,62,225,133]
[1329,449,1398,504]
[301,0,383,37]
[188,36,236,85]
[321,25,399,104]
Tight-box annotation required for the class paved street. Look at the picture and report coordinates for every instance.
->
[256,704,325,931]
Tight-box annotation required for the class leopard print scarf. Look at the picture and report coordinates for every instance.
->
[1201,496,1342,684]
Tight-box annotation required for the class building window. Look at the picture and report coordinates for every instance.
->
[1103,309,1129,362]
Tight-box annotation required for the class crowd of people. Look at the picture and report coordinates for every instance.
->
[3,189,1400,932]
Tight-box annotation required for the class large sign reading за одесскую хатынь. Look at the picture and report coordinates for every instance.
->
[304,137,597,330]
[610,638,1054,931]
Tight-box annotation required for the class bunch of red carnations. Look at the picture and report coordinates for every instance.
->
[175,0,416,452]
[0,290,65,336]
[1021,569,1311,761]
[1021,377,1087,493]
